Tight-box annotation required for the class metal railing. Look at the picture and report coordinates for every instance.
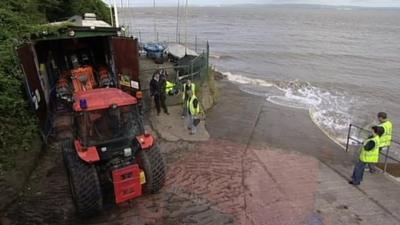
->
[345,124,400,174]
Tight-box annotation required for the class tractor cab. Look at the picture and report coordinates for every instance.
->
[73,88,144,154]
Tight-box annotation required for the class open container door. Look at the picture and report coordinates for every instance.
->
[111,37,140,95]
[17,43,49,136]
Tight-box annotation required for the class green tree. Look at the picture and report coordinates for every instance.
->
[0,0,111,172]
[43,0,111,23]
[0,0,43,171]
[68,0,111,23]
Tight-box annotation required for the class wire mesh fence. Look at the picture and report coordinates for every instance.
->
[138,44,209,88]
[137,38,210,112]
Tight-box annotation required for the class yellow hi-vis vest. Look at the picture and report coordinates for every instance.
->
[379,120,393,147]
[182,83,196,100]
[360,135,380,163]
[165,81,175,94]
[187,96,200,116]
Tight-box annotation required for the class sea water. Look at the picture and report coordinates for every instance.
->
[122,5,400,151]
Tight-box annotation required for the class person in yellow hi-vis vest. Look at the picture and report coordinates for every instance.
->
[182,79,196,118]
[378,112,393,148]
[350,126,384,185]
[368,112,393,173]
[165,80,177,96]
[186,90,201,135]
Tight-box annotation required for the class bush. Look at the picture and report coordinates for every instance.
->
[0,0,111,172]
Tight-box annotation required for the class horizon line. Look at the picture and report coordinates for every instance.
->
[114,3,400,9]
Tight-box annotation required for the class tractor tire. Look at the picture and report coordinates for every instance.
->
[62,139,103,217]
[137,145,166,194]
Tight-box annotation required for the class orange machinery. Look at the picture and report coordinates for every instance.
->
[71,66,97,92]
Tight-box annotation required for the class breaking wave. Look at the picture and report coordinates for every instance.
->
[221,70,359,146]
[210,54,236,60]
[224,71,274,87]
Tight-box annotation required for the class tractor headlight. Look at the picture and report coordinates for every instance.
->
[123,147,132,157]
[68,30,75,37]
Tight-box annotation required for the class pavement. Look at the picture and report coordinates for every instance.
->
[149,105,210,142]
[205,80,400,225]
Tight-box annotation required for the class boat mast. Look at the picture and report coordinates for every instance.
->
[176,0,180,43]
[120,0,123,26]
[184,0,188,55]
[128,0,135,32]
[153,0,157,41]
[113,0,119,27]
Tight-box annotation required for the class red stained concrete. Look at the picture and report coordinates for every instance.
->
[166,139,320,225]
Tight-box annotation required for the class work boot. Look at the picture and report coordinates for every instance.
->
[348,181,360,186]
[370,170,383,174]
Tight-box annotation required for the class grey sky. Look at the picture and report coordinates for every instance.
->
[104,0,400,7]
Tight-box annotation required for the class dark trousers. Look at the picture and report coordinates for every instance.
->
[182,98,189,117]
[352,160,366,185]
[154,94,168,114]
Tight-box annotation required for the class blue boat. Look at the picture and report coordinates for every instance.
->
[143,42,167,60]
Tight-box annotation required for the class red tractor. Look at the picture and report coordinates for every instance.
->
[62,88,165,216]
[17,14,166,216]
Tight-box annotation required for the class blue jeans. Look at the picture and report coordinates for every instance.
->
[352,160,366,184]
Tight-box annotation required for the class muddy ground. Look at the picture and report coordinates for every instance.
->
[0,139,216,225]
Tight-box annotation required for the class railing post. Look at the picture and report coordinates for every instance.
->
[346,124,352,152]
[195,35,198,53]
[190,61,194,81]
[206,41,210,76]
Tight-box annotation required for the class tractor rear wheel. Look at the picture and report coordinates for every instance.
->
[137,145,166,194]
[62,139,103,216]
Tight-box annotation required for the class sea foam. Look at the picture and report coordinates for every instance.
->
[222,69,357,146]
